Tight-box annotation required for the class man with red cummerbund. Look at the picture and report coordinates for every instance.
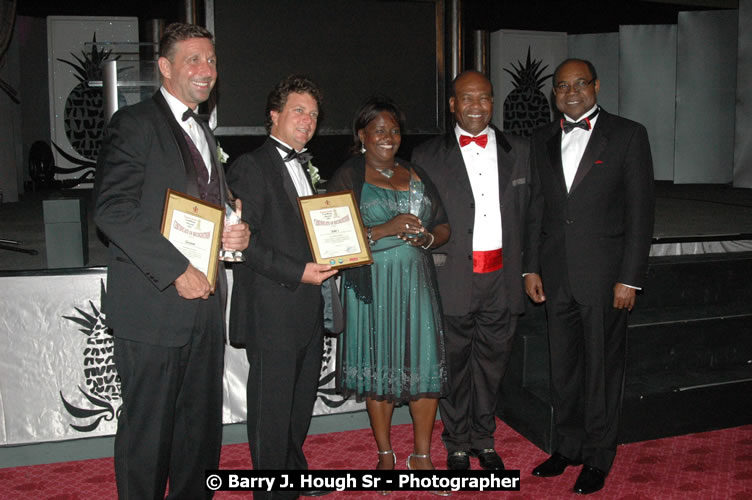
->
[411,70,531,472]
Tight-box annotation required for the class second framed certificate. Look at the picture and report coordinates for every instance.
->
[298,190,373,270]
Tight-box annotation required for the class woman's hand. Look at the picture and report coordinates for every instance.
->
[370,213,424,242]
[398,229,433,248]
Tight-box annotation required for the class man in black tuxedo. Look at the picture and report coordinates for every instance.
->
[524,59,654,495]
[411,70,530,472]
[227,75,338,500]
[94,23,250,499]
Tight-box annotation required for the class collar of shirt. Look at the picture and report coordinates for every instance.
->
[454,124,493,147]
[270,135,313,196]
[160,86,213,179]
[562,104,600,131]
[161,86,197,123]
[270,136,309,161]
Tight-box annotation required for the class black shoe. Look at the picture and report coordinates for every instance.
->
[301,489,333,497]
[573,465,606,495]
[469,448,504,470]
[532,452,580,477]
[446,451,470,470]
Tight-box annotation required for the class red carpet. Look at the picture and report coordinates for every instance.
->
[1,419,751,499]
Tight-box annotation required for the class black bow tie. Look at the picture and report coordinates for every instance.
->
[561,120,589,133]
[182,108,210,123]
[561,107,600,133]
[274,141,313,164]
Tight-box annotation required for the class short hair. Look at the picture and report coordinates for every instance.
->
[450,70,494,99]
[351,95,406,153]
[552,58,598,84]
[158,23,214,61]
[265,75,323,133]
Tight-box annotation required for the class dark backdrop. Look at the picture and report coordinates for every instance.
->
[213,0,442,134]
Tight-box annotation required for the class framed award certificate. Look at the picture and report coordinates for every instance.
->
[160,189,224,292]
[298,190,373,269]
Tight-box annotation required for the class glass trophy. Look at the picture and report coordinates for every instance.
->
[408,178,424,216]
[401,178,425,239]
[219,200,245,262]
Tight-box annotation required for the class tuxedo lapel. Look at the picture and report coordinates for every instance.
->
[301,162,316,194]
[152,92,201,199]
[263,140,304,222]
[443,134,473,197]
[490,126,513,200]
[546,126,568,193]
[496,136,512,199]
[570,113,609,193]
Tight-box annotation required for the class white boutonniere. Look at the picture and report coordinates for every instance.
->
[308,161,321,188]
[217,142,229,164]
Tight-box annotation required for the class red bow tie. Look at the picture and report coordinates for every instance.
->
[459,134,488,148]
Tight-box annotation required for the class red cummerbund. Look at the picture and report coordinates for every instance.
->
[473,248,503,273]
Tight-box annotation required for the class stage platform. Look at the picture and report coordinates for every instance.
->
[2,181,752,272]
[499,249,752,449]
[492,182,752,449]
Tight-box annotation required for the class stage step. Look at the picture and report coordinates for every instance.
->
[498,251,752,452]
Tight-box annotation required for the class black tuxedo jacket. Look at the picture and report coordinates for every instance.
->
[226,138,324,351]
[94,92,229,346]
[411,126,531,316]
[524,109,655,304]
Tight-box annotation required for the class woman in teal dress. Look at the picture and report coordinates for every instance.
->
[328,96,451,476]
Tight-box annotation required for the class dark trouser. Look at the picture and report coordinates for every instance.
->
[114,297,225,500]
[545,279,628,474]
[439,269,517,453]
[246,330,324,500]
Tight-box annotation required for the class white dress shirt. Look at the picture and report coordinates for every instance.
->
[271,136,314,197]
[561,104,599,192]
[160,86,213,180]
[455,125,502,251]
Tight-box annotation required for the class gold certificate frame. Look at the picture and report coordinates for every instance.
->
[161,189,224,292]
[298,190,373,269]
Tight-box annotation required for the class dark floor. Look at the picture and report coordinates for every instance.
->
[2,182,752,272]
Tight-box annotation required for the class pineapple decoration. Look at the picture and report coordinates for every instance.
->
[57,33,120,162]
[60,280,121,433]
[317,336,348,409]
[503,47,553,137]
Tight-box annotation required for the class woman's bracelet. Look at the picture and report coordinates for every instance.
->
[367,226,376,246]
[421,231,435,249]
